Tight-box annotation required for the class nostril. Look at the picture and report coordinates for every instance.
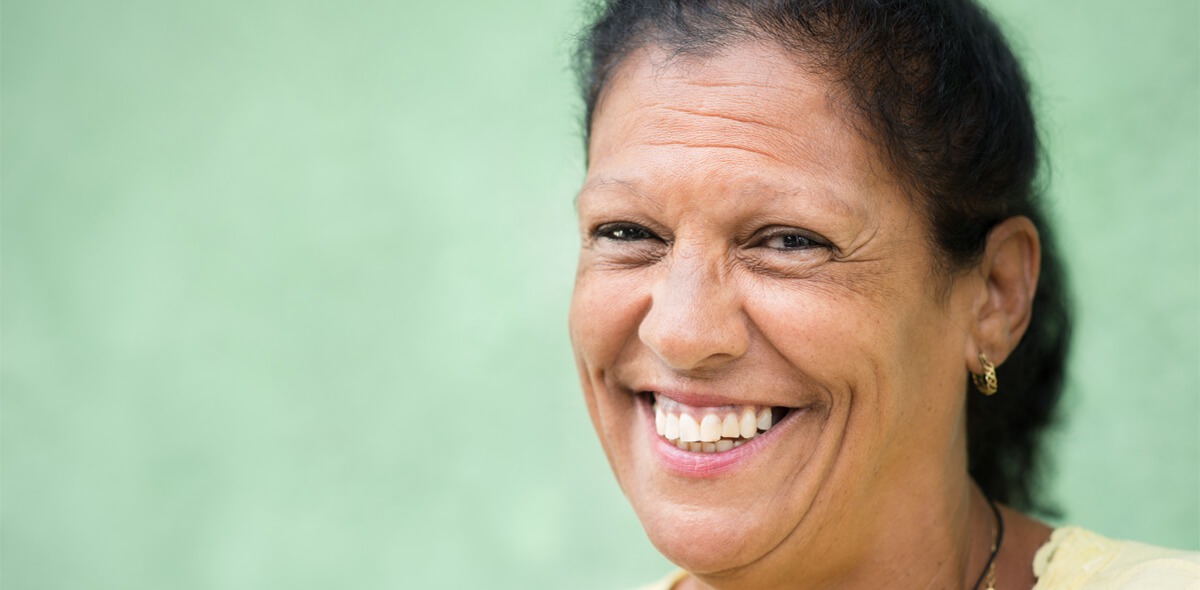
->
[638,264,749,370]
[638,309,749,371]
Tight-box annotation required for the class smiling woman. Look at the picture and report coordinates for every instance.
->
[567,1,1200,589]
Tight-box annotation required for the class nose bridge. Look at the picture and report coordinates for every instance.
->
[639,242,748,370]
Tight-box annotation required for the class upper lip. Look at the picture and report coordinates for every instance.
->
[637,386,790,408]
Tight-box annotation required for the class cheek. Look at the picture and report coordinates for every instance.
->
[570,268,658,489]
[568,267,652,444]
[747,278,895,381]
[744,272,960,448]
[568,267,650,371]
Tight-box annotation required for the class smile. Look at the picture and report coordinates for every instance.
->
[638,392,803,478]
[652,393,789,453]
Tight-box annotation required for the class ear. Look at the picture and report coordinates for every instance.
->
[966,216,1041,371]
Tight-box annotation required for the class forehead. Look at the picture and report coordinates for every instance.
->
[584,42,892,215]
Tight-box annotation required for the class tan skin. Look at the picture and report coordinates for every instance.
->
[569,42,1052,590]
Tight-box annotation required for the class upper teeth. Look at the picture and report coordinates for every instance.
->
[653,394,779,453]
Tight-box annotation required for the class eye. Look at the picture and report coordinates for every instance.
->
[593,222,658,242]
[756,227,829,251]
[764,234,817,250]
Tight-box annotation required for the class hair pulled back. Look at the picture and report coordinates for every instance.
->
[574,0,1071,513]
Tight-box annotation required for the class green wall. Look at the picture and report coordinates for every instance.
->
[3,0,1196,588]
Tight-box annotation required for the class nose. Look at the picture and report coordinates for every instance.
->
[638,253,748,371]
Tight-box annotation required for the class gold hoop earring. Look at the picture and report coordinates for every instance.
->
[973,353,998,395]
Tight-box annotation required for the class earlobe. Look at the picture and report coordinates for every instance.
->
[967,216,1041,369]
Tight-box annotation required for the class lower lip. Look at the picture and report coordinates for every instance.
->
[638,395,798,478]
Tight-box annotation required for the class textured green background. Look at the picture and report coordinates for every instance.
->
[3,0,1197,588]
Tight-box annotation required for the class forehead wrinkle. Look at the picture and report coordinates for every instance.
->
[618,108,835,173]
[638,140,791,167]
[656,105,795,136]
[642,76,812,123]
[658,78,781,89]
[609,94,856,184]
[630,51,867,173]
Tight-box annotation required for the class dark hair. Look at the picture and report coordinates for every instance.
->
[574,0,1071,514]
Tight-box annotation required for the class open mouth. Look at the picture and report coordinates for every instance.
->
[646,392,792,453]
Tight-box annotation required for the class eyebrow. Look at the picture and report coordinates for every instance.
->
[576,177,665,211]
[745,182,856,218]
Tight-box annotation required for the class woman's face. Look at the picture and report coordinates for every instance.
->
[569,43,980,575]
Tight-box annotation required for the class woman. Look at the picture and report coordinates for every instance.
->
[567,1,1200,589]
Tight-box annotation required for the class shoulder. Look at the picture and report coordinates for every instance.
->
[1033,526,1200,589]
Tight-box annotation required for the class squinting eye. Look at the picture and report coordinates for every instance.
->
[594,222,655,241]
[763,233,819,250]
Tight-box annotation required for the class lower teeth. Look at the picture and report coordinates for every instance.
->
[673,439,745,453]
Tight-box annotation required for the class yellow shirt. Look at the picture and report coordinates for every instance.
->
[1032,527,1200,589]
[635,527,1200,589]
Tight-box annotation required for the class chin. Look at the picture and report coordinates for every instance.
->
[599,390,838,576]
[635,498,785,574]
